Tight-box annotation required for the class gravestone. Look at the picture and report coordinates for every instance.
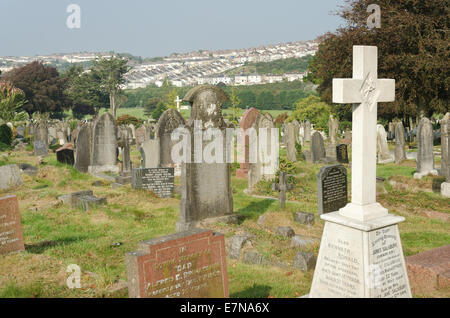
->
[286,122,297,162]
[236,108,259,179]
[135,125,148,147]
[131,168,174,198]
[0,195,25,255]
[16,126,25,138]
[34,121,48,156]
[440,113,450,197]
[292,119,300,143]
[317,165,348,216]
[156,109,186,175]
[33,140,48,156]
[0,165,23,190]
[328,115,339,145]
[74,123,92,173]
[126,229,229,298]
[414,117,438,179]
[377,124,394,164]
[48,126,57,145]
[56,144,75,166]
[247,113,278,190]
[343,128,352,145]
[304,120,311,142]
[177,85,235,231]
[309,46,411,298]
[336,144,349,164]
[139,139,160,168]
[311,132,326,163]
[394,121,407,163]
[271,171,294,209]
[88,113,119,174]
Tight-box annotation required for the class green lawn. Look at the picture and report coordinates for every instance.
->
[0,140,448,298]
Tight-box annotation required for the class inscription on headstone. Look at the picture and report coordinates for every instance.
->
[317,165,348,215]
[0,195,25,255]
[126,229,229,298]
[132,168,174,198]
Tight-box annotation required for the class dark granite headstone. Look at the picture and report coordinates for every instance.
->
[56,145,74,166]
[336,144,349,164]
[126,228,229,298]
[0,195,25,255]
[131,168,174,198]
[317,165,348,215]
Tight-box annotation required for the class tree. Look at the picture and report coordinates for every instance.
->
[143,97,161,117]
[291,95,331,132]
[0,81,26,122]
[91,55,131,118]
[152,101,167,121]
[227,87,242,124]
[166,89,178,110]
[2,61,67,115]
[306,0,449,121]
[64,65,109,119]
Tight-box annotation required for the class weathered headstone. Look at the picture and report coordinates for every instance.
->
[414,117,438,179]
[126,229,229,298]
[336,144,349,164]
[317,165,348,216]
[271,171,293,209]
[311,131,326,163]
[139,139,160,168]
[33,140,48,156]
[440,113,450,197]
[328,115,339,145]
[236,107,259,179]
[286,123,297,162]
[304,120,311,142]
[377,124,394,164]
[394,121,407,163]
[309,46,411,298]
[247,113,278,189]
[74,123,92,173]
[0,195,25,255]
[89,113,119,174]
[177,85,235,231]
[131,168,174,198]
[0,165,23,190]
[156,109,185,174]
[56,144,75,166]
[135,125,148,147]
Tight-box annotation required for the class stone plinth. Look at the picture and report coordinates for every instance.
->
[309,212,412,298]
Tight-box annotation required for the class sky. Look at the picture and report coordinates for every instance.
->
[0,0,346,57]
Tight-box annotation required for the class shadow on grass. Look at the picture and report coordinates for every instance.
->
[25,237,84,254]
[236,199,274,223]
[230,284,272,298]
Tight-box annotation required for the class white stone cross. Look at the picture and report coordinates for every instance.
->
[174,96,182,111]
[333,46,395,222]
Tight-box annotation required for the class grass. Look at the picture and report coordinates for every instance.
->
[0,139,448,298]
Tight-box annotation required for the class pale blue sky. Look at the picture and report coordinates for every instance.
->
[0,0,346,57]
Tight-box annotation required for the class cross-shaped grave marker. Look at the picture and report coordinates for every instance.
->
[174,96,182,111]
[333,45,395,221]
[272,171,293,209]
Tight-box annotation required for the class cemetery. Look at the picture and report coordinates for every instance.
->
[0,1,448,301]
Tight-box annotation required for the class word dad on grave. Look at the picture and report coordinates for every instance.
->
[126,229,228,298]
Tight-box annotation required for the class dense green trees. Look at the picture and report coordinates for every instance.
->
[291,95,331,132]
[2,61,68,116]
[227,56,313,76]
[306,0,449,121]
